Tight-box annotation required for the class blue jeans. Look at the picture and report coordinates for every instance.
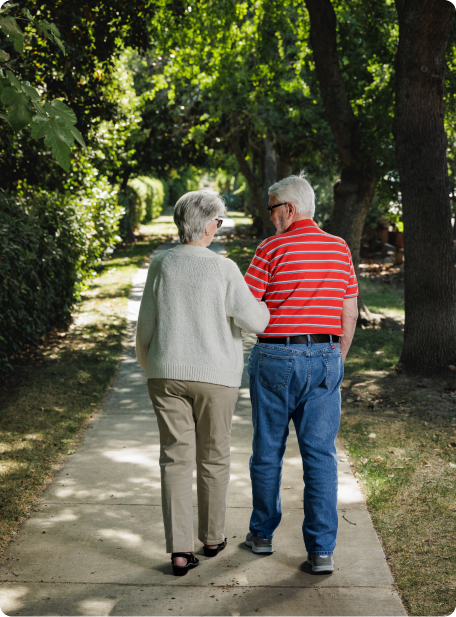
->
[248,338,343,556]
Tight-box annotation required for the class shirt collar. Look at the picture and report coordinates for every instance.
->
[286,219,318,233]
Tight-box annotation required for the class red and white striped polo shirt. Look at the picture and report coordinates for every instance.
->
[244,219,358,337]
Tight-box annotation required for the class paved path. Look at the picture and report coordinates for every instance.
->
[0,238,406,616]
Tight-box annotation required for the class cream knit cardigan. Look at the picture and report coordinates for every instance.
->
[135,244,270,388]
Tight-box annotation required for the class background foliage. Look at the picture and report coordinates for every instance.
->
[0,186,123,377]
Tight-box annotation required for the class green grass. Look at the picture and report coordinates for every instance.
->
[339,404,456,616]
[344,329,403,374]
[0,222,171,553]
[360,276,405,317]
[225,233,259,275]
[225,209,253,226]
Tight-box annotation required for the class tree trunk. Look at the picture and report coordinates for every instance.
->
[304,0,381,322]
[228,128,276,237]
[330,170,379,319]
[277,159,290,180]
[263,133,278,199]
[393,0,456,373]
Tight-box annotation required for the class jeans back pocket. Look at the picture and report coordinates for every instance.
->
[323,352,343,390]
[259,351,293,391]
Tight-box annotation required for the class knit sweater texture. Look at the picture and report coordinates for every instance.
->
[135,244,270,387]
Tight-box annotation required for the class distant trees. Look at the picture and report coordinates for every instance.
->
[146,0,337,236]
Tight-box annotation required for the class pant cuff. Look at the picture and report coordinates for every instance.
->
[167,547,194,554]
[198,536,225,545]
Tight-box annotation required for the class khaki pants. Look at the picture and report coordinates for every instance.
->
[148,378,239,553]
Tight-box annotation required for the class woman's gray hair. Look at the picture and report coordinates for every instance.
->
[174,190,226,244]
[268,171,315,219]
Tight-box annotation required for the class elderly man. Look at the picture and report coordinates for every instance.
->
[244,172,358,573]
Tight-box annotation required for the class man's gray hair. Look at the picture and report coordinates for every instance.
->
[268,171,315,219]
[174,190,226,244]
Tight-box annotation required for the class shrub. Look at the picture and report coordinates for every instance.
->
[140,177,165,222]
[166,168,201,207]
[117,186,141,239]
[119,176,166,236]
[0,184,123,379]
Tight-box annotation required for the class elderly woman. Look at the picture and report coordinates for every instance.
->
[136,190,269,576]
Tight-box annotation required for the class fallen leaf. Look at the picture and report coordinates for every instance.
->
[449,462,456,469]
[375,456,384,462]
[346,398,354,403]
[388,474,395,478]
[360,457,369,464]
[369,433,377,439]
[423,461,432,467]
[448,365,456,371]
[283,486,292,490]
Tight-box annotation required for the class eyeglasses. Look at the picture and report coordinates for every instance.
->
[267,202,287,216]
[212,218,223,229]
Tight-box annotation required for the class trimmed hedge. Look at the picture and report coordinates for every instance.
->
[0,187,123,378]
[140,177,165,222]
[119,176,166,236]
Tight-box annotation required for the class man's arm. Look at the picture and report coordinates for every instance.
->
[340,296,358,361]
[244,247,270,300]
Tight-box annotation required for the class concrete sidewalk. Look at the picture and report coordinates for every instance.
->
[0,238,406,616]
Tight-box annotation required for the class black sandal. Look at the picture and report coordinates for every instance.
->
[171,552,199,576]
[203,538,227,557]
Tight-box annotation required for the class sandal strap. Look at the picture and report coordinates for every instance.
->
[171,552,198,565]
[171,552,192,559]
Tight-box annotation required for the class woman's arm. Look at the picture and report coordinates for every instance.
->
[135,267,157,371]
[222,258,270,333]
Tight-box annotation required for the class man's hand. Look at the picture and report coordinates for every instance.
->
[340,297,358,361]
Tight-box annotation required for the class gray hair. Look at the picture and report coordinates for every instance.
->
[174,190,226,244]
[268,171,315,219]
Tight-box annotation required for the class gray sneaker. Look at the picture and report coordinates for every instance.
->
[307,553,334,573]
[245,532,274,554]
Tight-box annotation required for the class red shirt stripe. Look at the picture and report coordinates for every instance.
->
[244,219,358,336]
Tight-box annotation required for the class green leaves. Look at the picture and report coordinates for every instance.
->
[0,5,81,171]
[0,70,38,132]
[30,101,86,172]
[0,15,23,53]
[0,67,85,170]
[0,86,33,131]
[30,14,65,56]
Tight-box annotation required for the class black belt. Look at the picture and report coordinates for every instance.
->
[258,334,340,345]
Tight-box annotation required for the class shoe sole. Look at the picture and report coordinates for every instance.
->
[173,561,199,576]
[245,539,274,554]
[306,559,334,573]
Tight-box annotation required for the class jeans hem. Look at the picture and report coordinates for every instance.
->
[249,530,274,541]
